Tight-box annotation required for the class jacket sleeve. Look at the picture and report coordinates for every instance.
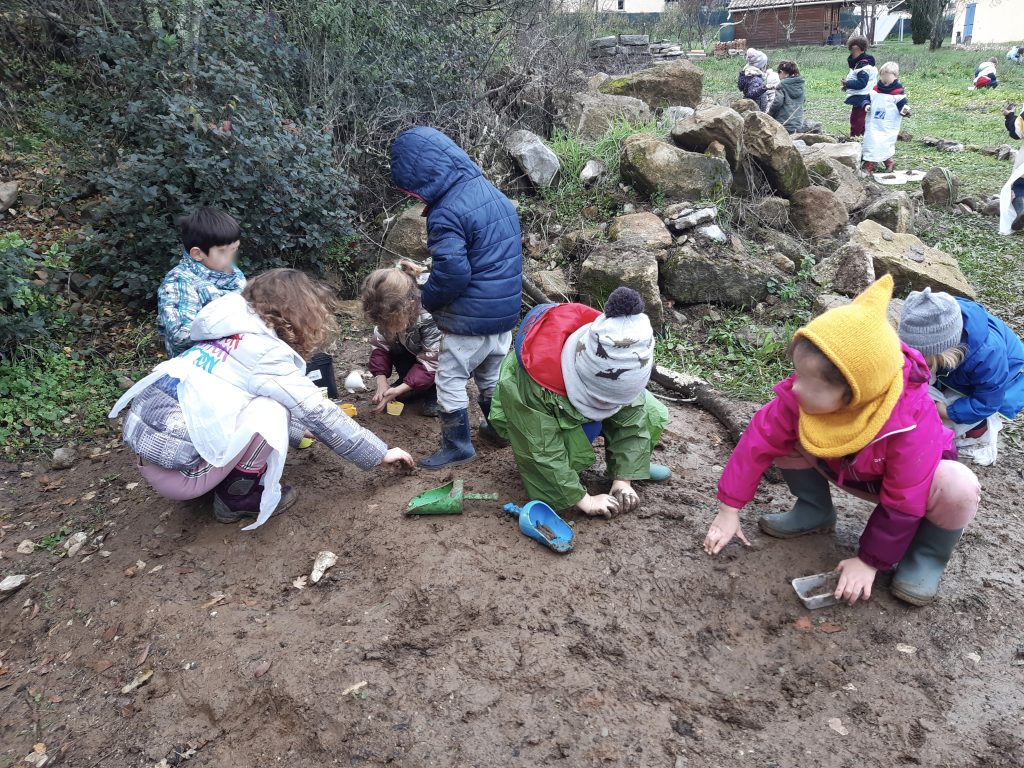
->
[717,384,800,509]
[737,71,746,92]
[747,75,767,99]
[250,348,387,470]
[421,207,472,312]
[857,429,939,570]
[602,396,655,481]
[845,69,869,90]
[946,353,1009,425]
[896,95,909,112]
[368,328,393,378]
[768,88,786,118]
[157,275,200,354]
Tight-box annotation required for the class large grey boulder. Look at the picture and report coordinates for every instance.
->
[556,92,652,141]
[506,130,560,188]
[921,167,960,208]
[384,205,429,261]
[661,243,783,308]
[599,59,704,108]
[578,243,664,329]
[849,220,976,298]
[620,135,732,202]
[812,243,876,296]
[743,112,810,198]
[799,141,862,170]
[607,212,673,251]
[790,186,849,239]
[805,156,867,211]
[670,106,745,170]
[863,192,914,233]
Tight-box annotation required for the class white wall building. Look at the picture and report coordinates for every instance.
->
[951,0,1024,45]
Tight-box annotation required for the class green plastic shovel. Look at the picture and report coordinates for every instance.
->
[406,479,498,516]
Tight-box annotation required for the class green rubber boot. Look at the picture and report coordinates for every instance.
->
[758,468,836,538]
[890,520,964,606]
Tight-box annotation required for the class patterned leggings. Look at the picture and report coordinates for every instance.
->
[138,435,270,501]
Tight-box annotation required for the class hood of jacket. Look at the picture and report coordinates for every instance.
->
[390,127,483,205]
[189,292,275,342]
[959,297,991,352]
[778,76,805,99]
[848,52,876,69]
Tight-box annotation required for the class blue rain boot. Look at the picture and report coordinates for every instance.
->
[477,397,509,447]
[890,520,964,606]
[420,387,441,418]
[418,408,476,470]
[648,463,672,482]
[758,468,836,538]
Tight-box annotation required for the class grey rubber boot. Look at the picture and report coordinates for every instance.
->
[758,468,837,538]
[890,519,964,606]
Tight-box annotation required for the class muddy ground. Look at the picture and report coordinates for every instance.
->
[2,318,1023,768]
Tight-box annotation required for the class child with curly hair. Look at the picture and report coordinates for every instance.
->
[112,269,413,527]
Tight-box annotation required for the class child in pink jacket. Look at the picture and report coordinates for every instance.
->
[703,276,981,606]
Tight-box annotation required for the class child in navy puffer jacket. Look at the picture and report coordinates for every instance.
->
[389,127,524,470]
[841,35,878,137]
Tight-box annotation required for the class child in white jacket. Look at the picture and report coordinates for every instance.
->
[111,269,414,527]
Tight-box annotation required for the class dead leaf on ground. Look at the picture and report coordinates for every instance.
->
[818,622,845,634]
[101,623,123,642]
[292,575,308,590]
[827,717,849,736]
[201,593,226,610]
[136,643,151,667]
[253,659,272,678]
[176,567,194,574]
[92,659,114,674]
[794,616,812,631]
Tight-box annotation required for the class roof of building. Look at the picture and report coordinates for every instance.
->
[729,0,848,10]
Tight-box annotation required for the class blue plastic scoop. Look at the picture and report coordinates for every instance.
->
[503,501,574,553]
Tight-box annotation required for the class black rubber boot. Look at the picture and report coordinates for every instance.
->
[1011,195,1024,232]
[418,408,476,470]
[891,520,964,606]
[477,397,509,447]
[213,468,297,524]
[758,469,837,538]
[420,387,441,417]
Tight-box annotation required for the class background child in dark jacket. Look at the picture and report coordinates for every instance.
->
[389,127,523,470]
[361,263,442,416]
[738,48,769,111]
[841,35,878,137]
[769,61,807,134]
[899,288,1024,466]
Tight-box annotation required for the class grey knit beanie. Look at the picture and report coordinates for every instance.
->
[898,287,963,356]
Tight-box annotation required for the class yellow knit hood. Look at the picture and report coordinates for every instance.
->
[794,274,905,458]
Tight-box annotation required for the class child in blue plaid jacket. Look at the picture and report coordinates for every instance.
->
[157,207,247,357]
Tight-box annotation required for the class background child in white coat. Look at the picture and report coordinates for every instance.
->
[863,62,910,175]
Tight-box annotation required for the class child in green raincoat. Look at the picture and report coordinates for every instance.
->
[489,288,670,517]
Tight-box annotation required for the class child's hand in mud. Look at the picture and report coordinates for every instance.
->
[577,493,620,519]
[703,503,750,555]
[610,480,640,514]
[835,557,877,604]
[382,448,414,472]
[372,376,390,407]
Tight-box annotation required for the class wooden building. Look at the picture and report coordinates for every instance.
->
[728,0,851,49]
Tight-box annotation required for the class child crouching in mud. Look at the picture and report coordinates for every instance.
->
[111,269,414,528]
[703,276,981,606]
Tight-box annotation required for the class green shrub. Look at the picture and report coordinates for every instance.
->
[68,14,355,300]
[0,232,68,357]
